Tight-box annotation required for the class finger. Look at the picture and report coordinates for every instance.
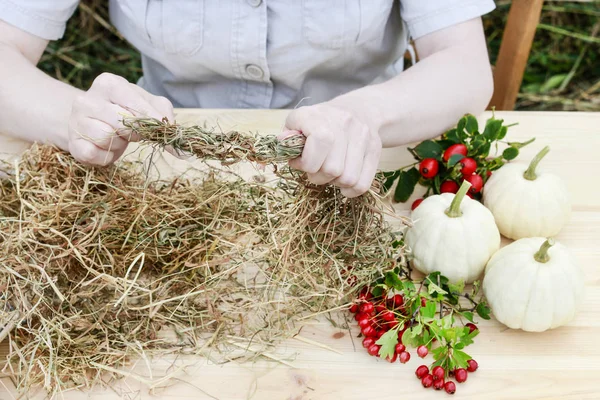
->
[286,110,333,174]
[129,84,175,121]
[73,117,129,152]
[341,144,381,198]
[277,129,302,141]
[89,102,141,142]
[307,137,346,185]
[332,130,368,188]
[69,138,119,167]
[91,73,164,120]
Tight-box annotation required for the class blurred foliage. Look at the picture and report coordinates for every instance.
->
[37,0,599,110]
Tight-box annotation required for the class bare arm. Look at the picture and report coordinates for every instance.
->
[331,17,494,147]
[285,17,493,197]
[0,20,173,165]
[0,21,80,150]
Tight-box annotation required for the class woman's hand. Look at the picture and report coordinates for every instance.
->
[68,73,175,166]
[282,103,382,198]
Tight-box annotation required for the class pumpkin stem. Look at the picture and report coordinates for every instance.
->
[534,238,555,263]
[445,180,471,218]
[523,146,550,181]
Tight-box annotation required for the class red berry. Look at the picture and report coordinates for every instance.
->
[443,144,468,162]
[417,345,428,358]
[466,323,478,334]
[464,174,483,194]
[415,365,429,379]
[362,337,375,349]
[385,353,398,363]
[486,170,492,177]
[433,378,445,390]
[360,302,374,314]
[367,344,381,357]
[467,359,479,372]
[421,374,434,388]
[362,325,376,337]
[395,343,406,354]
[349,304,358,313]
[445,381,457,394]
[382,311,395,322]
[440,180,460,194]
[358,318,371,329]
[455,368,468,383]
[354,312,368,322]
[432,366,445,381]
[376,330,386,339]
[385,320,399,330]
[391,294,404,308]
[411,198,424,210]
[459,157,477,175]
[399,351,411,364]
[419,158,439,179]
[420,297,427,307]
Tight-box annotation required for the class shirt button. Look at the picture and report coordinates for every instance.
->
[247,0,262,7]
[245,64,264,80]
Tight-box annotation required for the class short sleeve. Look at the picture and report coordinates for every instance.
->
[400,0,496,40]
[0,0,79,40]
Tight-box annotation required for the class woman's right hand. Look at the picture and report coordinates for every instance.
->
[68,72,175,166]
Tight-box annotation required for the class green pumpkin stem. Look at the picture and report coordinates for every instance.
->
[534,238,555,263]
[445,180,471,218]
[523,146,550,181]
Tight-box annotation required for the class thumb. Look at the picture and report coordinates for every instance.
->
[277,129,302,141]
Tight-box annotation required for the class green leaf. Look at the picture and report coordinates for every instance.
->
[412,324,423,337]
[376,329,399,360]
[420,300,436,319]
[371,285,385,298]
[476,302,492,320]
[382,170,399,193]
[452,349,472,369]
[465,115,479,134]
[502,147,519,160]
[497,126,508,140]
[384,271,404,292]
[462,312,475,323]
[470,136,486,155]
[448,280,465,295]
[483,119,503,141]
[507,137,536,149]
[454,342,465,350]
[393,167,421,203]
[443,327,457,343]
[480,142,491,158]
[412,140,443,159]
[426,279,448,296]
[433,174,442,194]
[444,129,461,144]
[456,117,467,137]
[448,153,465,167]
[402,328,418,347]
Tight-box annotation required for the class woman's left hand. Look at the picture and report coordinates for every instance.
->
[281,103,382,198]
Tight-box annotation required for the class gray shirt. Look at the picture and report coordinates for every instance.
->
[0,0,495,108]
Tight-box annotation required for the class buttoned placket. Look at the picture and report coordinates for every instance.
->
[231,0,272,108]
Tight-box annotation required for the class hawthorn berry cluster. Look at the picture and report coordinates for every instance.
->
[348,268,489,395]
[381,113,535,207]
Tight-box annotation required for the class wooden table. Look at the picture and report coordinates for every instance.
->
[1,110,599,399]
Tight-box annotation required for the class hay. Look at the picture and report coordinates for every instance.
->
[0,118,405,395]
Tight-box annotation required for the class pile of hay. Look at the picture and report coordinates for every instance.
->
[0,117,404,395]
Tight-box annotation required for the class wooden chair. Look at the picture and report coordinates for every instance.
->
[488,0,545,110]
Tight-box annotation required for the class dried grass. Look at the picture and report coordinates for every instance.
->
[0,118,405,396]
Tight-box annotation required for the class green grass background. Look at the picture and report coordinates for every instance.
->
[39,0,599,111]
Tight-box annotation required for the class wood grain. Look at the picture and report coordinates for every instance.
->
[488,0,545,111]
[1,110,599,399]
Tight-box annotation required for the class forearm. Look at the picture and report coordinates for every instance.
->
[0,43,82,149]
[330,18,493,148]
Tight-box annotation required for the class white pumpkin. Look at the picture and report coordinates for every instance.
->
[405,181,500,284]
[483,237,585,332]
[483,146,571,240]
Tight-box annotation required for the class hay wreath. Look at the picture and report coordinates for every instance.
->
[0,116,407,395]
